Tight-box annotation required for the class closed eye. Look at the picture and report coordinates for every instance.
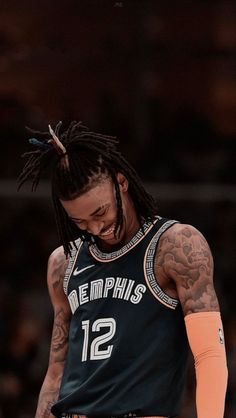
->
[69,205,109,224]
[74,219,85,226]
[95,208,107,217]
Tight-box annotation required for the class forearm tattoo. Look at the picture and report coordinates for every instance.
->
[36,389,59,418]
[35,251,70,418]
[49,253,70,364]
[49,307,70,363]
[156,225,219,315]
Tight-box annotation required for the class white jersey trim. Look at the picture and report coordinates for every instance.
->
[63,238,83,295]
[144,220,179,310]
[89,217,160,262]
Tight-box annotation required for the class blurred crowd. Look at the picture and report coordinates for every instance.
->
[0,1,236,417]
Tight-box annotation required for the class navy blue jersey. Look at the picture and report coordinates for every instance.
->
[51,217,189,417]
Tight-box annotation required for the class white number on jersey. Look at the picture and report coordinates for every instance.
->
[81,317,116,361]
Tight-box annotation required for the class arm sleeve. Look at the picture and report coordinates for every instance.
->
[185,311,228,418]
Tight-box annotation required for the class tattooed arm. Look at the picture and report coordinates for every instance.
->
[35,246,71,418]
[156,223,219,314]
[156,223,228,418]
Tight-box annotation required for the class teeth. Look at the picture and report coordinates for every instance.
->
[100,225,115,236]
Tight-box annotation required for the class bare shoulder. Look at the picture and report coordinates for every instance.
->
[156,223,220,315]
[47,246,70,307]
[159,222,211,253]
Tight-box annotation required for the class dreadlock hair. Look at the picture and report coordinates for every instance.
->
[18,121,157,257]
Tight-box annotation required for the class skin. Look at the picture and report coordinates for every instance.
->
[35,173,219,418]
[63,173,140,251]
[35,247,71,418]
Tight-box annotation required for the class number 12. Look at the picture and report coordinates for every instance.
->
[81,317,116,361]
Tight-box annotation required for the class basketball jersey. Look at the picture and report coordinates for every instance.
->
[51,217,189,418]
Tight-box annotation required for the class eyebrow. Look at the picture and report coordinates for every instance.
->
[69,205,107,221]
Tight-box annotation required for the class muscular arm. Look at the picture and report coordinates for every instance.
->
[35,247,71,418]
[156,223,227,418]
[156,223,219,314]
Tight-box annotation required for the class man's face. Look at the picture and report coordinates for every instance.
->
[60,174,137,248]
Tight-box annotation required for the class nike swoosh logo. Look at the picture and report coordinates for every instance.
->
[73,264,95,276]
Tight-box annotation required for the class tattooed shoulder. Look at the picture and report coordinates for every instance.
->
[48,246,69,293]
[157,223,219,315]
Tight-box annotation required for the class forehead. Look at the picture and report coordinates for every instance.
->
[60,177,115,217]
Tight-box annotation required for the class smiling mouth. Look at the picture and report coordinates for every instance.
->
[99,224,116,237]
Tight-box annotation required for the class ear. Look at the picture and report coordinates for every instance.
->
[117,172,129,192]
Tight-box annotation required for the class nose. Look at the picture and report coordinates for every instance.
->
[87,221,104,236]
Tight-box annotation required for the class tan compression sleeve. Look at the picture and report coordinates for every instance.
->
[185,311,228,418]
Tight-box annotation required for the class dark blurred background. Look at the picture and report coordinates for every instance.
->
[0,1,235,417]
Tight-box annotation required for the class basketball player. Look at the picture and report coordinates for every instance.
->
[18,121,228,418]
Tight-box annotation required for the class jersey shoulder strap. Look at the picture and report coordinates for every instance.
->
[63,238,82,295]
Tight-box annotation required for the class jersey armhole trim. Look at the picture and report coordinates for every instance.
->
[63,238,83,295]
[144,220,179,310]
